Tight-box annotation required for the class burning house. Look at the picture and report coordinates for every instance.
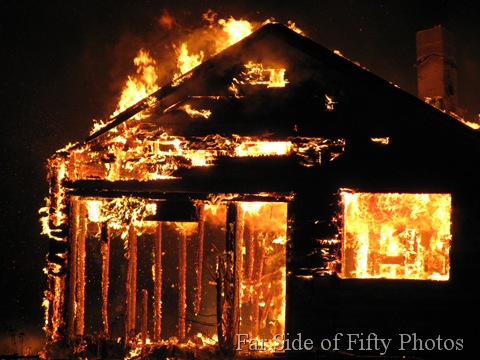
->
[41,22,479,359]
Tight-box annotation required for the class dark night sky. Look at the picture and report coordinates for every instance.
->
[1,0,479,354]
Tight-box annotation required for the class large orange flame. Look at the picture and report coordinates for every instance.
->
[341,192,451,280]
[115,49,159,115]
[105,11,302,123]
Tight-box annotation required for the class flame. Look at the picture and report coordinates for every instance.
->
[89,11,304,137]
[182,104,211,119]
[42,296,50,331]
[84,197,156,238]
[285,20,304,35]
[86,200,103,223]
[196,332,218,347]
[173,43,204,80]
[268,68,287,88]
[114,49,159,117]
[171,13,253,81]
[236,61,288,88]
[235,140,291,157]
[174,221,197,235]
[325,94,336,111]
[341,192,451,280]
[371,137,390,145]
[238,202,287,346]
[217,17,253,51]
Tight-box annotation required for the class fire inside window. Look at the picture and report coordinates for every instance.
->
[68,199,286,349]
[340,192,451,280]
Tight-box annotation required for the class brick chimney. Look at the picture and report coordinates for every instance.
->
[416,25,458,114]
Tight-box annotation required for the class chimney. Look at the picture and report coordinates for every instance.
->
[416,25,458,114]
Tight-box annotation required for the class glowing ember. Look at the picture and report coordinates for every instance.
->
[181,104,212,119]
[325,94,336,111]
[235,141,292,157]
[371,137,390,145]
[341,192,451,280]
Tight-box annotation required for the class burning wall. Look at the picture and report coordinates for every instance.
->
[40,18,312,356]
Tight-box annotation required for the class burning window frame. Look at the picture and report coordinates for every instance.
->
[339,191,452,281]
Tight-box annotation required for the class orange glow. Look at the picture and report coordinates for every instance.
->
[238,202,287,350]
[171,13,254,83]
[181,104,212,119]
[285,20,304,35]
[371,137,390,145]
[235,140,291,157]
[325,94,336,111]
[268,68,287,88]
[115,49,159,116]
[91,49,160,134]
[341,192,451,280]
[173,43,204,80]
[64,135,341,184]
[217,17,253,51]
[196,332,218,347]
[237,61,288,88]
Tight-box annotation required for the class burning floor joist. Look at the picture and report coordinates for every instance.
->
[40,18,480,360]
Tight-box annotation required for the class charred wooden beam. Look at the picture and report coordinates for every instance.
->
[241,220,255,304]
[65,181,294,204]
[85,82,180,142]
[75,202,87,336]
[67,200,79,340]
[45,154,71,343]
[233,204,244,335]
[153,222,163,342]
[46,274,67,342]
[218,202,244,356]
[141,289,148,345]
[194,204,205,315]
[224,204,236,352]
[178,225,187,340]
[251,293,260,339]
[125,224,138,343]
[100,222,110,335]
[216,256,225,352]
[63,156,307,193]
[252,231,265,338]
